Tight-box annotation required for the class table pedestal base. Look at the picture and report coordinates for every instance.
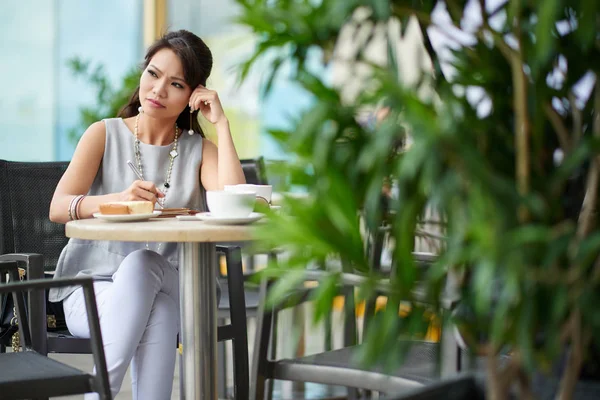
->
[179,242,218,400]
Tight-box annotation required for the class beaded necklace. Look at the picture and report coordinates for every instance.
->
[133,112,179,253]
[133,113,180,209]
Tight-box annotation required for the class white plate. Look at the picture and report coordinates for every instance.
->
[93,210,162,222]
[195,212,264,225]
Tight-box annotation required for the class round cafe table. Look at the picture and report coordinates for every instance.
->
[66,217,255,400]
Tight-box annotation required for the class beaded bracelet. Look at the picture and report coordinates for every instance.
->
[74,195,86,220]
[67,195,79,221]
[68,195,84,221]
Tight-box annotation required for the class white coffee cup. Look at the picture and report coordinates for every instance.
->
[206,190,256,218]
[224,184,272,204]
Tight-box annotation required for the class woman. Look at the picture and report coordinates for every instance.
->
[48,30,245,400]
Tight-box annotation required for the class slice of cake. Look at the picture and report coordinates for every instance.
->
[99,201,154,215]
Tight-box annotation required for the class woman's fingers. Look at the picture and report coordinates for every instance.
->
[193,98,211,112]
[138,180,163,195]
[190,95,213,111]
[189,87,218,111]
[188,85,226,124]
[132,187,157,203]
[128,180,163,203]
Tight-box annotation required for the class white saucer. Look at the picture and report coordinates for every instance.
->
[176,215,201,221]
[93,210,162,222]
[195,212,264,225]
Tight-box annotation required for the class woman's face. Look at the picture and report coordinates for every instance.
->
[139,48,192,119]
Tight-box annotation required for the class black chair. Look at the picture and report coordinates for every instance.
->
[215,157,269,397]
[241,157,269,186]
[251,274,444,400]
[235,156,270,276]
[218,156,269,314]
[0,159,250,399]
[218,156,269,309]
[250,226,457,400]
[0,161,72,355]
[215,245,251,400]
[0,260,111,399]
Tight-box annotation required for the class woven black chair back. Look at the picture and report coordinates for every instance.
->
[0,160,69,271]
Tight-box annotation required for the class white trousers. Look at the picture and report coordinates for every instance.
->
[63,249,179,400]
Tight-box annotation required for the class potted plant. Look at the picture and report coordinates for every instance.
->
[235,0,600,399]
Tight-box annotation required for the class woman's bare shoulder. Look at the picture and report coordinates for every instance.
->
[74,120,107,151]
[84,120,107,136]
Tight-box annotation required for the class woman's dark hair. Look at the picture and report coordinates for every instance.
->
[119,30,213,137]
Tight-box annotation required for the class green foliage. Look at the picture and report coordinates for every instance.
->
[66,58,141,145]
[236,0,600,396]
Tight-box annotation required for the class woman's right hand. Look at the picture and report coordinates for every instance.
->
[119,180,165,205]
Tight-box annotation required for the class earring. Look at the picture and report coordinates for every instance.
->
[138,106,143,113]
[188,109,195,135]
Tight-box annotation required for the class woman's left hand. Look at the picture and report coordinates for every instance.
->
[189,85,226,125]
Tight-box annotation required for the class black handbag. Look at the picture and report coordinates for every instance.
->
[0,271,67,349]
[0,290,18,346]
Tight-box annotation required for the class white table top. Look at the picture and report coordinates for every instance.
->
[66,218,256,243]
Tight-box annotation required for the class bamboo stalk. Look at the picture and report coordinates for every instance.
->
[569,92,583,146]
[517,367,534,400]
[511,50,530,221]
[487,349,505,400]
[544,102,571,153]
[476,0,529,222]
[556,310,583,400]
[576,85,600,241]
[558,83,600,400]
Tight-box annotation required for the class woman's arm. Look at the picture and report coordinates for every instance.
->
[50,121,112,224]
[189,85,245,191]
[201,120,246,191]
[49,121,163,223]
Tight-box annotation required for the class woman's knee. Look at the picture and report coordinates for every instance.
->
[115,249,169,282]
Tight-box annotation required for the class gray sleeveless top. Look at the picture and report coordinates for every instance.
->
[49,118,205,302]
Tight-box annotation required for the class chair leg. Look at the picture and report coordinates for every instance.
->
[224,248,250,400]
[265,307,278,400]
[343,286,359,400]
[251,279,274,400]
[218,339,228,399]
[265,252,279,400]
[25,255,47,356]
[361,296,377,400]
